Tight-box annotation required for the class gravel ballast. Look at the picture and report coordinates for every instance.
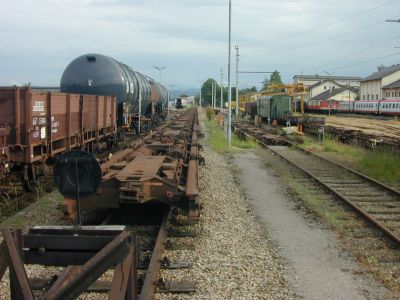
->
[155,145,292,299]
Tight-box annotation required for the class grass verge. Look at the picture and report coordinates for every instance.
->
[300,135,400,187]
[206,119,257,153]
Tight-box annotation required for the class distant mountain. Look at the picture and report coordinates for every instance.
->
[170,87,199,99]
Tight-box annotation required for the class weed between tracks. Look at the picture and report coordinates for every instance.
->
[206,119,257,153]
[0,191,64,228]
[300,136,400,188]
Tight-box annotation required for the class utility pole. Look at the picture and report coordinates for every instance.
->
[211,81,214,107]
[220,68,224,109]
[227,0,232,146]
[153,66,166,83]
[214,80,217,109]
[199,84,202,107]
[235,45,239,117]
[196,80,203,107]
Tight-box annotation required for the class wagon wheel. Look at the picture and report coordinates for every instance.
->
[21,165,38,192]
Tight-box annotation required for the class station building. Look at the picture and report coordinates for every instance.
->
[293,75,361,101]
[360,64,400,101]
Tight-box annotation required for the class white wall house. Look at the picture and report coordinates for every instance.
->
[308,80,342,99]
[309,86,359,102]
[360,64,400,100]
[382,79,400,100]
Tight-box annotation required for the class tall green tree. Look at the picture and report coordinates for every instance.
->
[200,78,221,107]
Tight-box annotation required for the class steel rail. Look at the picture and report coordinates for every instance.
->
[139,209,171,300]
[233,123,400,246]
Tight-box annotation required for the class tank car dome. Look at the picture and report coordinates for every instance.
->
[60,53,128,103]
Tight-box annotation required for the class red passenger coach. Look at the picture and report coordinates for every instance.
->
[306,99,339,113]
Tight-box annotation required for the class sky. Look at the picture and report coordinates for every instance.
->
[1,0,400,90]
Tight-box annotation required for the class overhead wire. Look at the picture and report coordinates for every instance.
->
[304,35,399,73]
[324,52,399,72]
[241,0,398,47]
[243,19,394,57]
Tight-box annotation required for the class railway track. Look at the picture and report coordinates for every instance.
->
[0,108,200,299]
[96,206,194,299]
[233,121,400,246]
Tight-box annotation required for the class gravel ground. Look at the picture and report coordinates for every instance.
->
[234,149,391,300]
[0,110,293,299]
[155,145,292,300]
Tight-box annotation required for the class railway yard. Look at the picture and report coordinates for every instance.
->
[0,105,398,299]
[3,0,400,299]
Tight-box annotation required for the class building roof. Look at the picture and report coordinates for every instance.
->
[361,64,400,82]
[308,79,345,90]
[293,75,362,81]
[382,78,400,89]
[308,81,322,90]
[309,86,359,100]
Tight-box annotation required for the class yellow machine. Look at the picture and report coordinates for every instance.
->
[236,83,307,113]
[261,83,307,113]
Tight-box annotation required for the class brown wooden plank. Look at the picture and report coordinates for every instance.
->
[0,240,8,281]
[108,246,133,300]
[24,250,96,266]
[43,231,131,300]
[3,229,34,300]
[23,234,114,250]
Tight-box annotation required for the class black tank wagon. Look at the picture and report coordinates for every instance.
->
[60,53,169,129]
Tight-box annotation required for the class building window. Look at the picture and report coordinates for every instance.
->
[367,94,370,100]
[324,85,327,90]
[376,94,378,100]
[371,95,374,100]
[362,95,365,100]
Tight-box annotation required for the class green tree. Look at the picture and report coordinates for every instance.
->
[201,78,219,107]
[262,70,282,90]
[377,64,387,72]
[239,86,257,95]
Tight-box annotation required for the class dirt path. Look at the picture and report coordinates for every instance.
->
[233,149,391,300]
[324,115,400,140]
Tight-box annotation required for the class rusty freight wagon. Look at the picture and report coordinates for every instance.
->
[0,86,117,191]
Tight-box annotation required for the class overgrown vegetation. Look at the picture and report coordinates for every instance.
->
[256,147,400,295]
[206,119,257,153]
[300,135,400,187]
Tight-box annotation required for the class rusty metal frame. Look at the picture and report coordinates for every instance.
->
[1,226,137,300]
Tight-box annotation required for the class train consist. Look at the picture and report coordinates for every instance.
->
[60,53,169,128]
[242,95,400,128]
[0,53,170,191]
[304,99,400,115]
